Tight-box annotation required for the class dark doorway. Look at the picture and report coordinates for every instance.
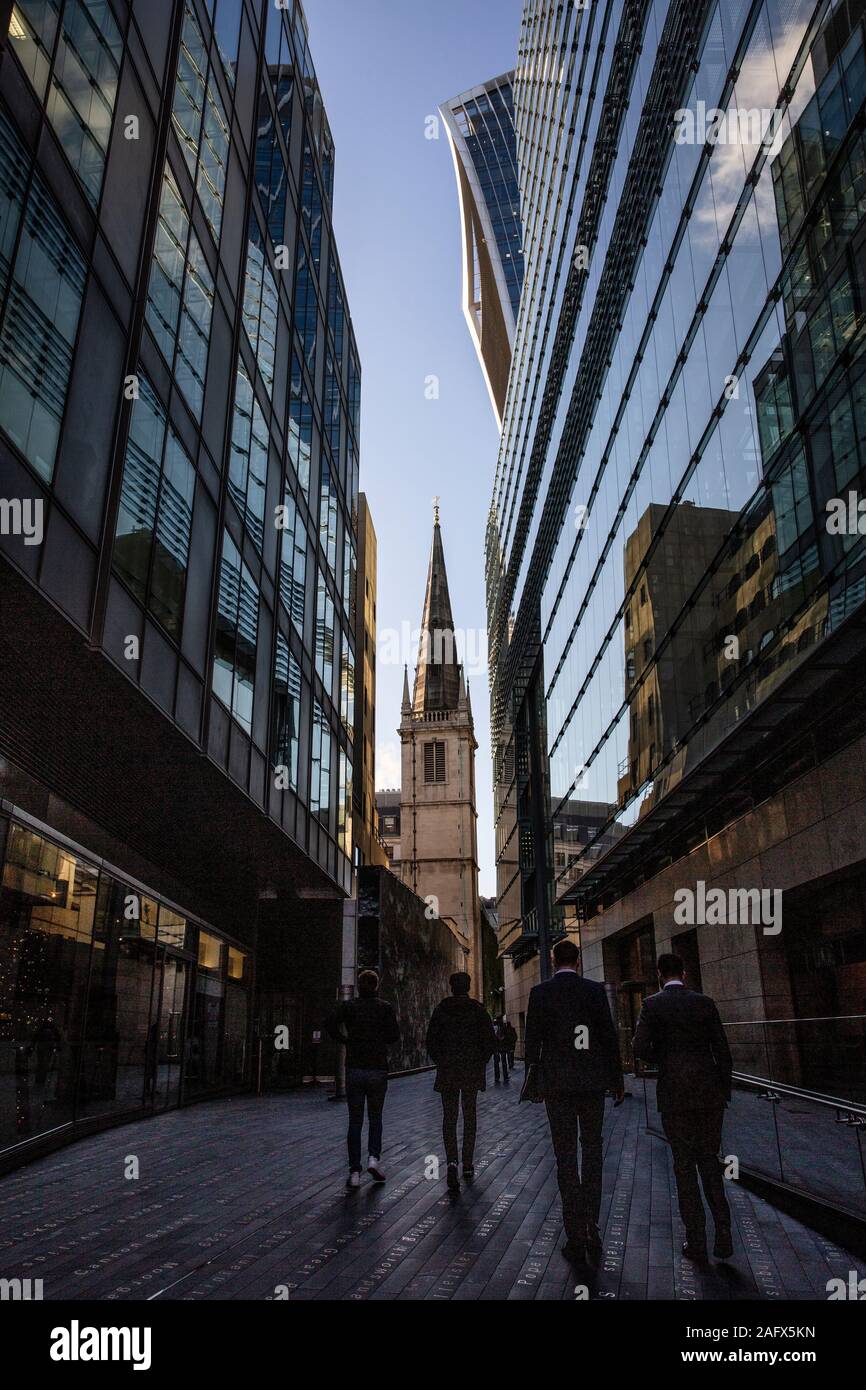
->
[603,918,656,1072]
[672,927,703,993]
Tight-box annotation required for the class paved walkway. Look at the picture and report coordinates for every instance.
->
[0,1071,862,1301]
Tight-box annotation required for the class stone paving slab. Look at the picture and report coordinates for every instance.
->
[0,1071,862,1302]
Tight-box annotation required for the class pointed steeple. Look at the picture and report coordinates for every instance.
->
[401,664,412,714]
[413,508,461,715]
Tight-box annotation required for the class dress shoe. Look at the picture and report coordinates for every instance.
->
[682,1241,709,1264]
[713,1226,733,1260]
[561,1241,587,1266]
[446,1163,461,1193]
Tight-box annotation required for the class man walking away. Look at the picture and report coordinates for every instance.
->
[426,973,496,1193]
[325,970,400,1190]
[503,1018,518,1070]
[525,940,624,1268]
[492,1017,510,1083]
[633,953,733,1263]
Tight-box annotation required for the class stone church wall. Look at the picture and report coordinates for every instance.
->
[358,865,463,1072]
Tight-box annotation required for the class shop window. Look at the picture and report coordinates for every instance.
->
[0,824,98,1146]
[227,947,247,982]
[198,930,222,972]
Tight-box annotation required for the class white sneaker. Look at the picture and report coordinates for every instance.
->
[346,1171,361,1189]
[367,1156,386,1183]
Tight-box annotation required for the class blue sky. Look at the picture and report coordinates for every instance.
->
[304,0,524,895]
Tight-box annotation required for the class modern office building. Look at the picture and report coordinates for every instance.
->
[487,0,866,1097]
[0,0,362,1163]
[351,493,387,870]
[440,74,524,428]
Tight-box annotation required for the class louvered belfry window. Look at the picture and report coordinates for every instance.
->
[424,741,446,783]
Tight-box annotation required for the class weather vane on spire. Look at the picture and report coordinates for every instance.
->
[433,496,441,525]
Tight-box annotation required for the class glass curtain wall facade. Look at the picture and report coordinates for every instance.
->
[0,0,360,1162]
[488,0,866,1087]
[441,74,524,427]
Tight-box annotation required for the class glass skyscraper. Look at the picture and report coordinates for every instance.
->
[0,0,360,1164]
[488,0,866,1096]
[441,73,524,427]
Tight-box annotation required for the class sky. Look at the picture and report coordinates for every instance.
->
[304,0,524,896]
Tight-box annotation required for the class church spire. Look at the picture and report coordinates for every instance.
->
[413,507,461,715]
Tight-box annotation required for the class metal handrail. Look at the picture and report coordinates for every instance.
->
[731,1071,866,1119]
[724,1014,866,1026]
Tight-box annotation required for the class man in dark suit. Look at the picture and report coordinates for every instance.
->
[426,972,497,1193]
[633,953,733,1263]
[325,970,400,1190]
[525,939,624,1267]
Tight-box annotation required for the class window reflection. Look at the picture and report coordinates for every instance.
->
[0,821,250,1146]
[539,9,866,904]
[213,531,260,736]
[0,112,86,482]
[113,374,196,640]
[0,825,97,1145]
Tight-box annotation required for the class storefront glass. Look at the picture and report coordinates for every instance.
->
[0,819,250,1158]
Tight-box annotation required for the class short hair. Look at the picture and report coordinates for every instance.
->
[657,953,684,980]
[450,972,471,996]
[357,970,379,997]
[552,938,579,967]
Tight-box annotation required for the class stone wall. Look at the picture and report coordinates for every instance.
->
[579,729,866,1083]
[358,866,463,1072]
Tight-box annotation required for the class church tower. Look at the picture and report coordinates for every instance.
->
[399,506,483,997]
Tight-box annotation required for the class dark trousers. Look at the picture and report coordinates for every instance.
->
[493,1050,509,1082]
[346,1067,388,1171]
[545,1091,606,1245]
[440,1087,478,1168]
[661,1105,730,1245]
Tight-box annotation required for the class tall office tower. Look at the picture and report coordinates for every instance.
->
[488,0,866,1093]
[398,511,483,994]
[352,493,387,869]
[0,0,362,1162]
[440,74,524,428]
